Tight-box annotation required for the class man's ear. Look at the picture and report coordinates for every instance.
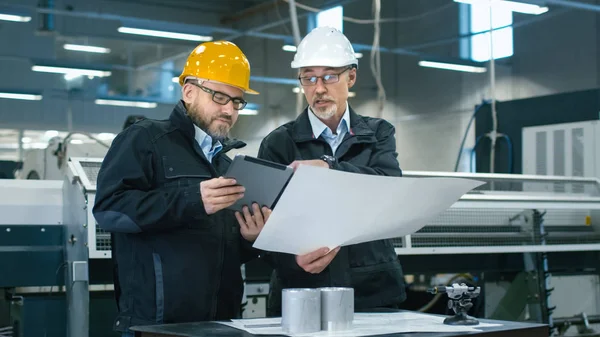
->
[181,83,195,104]
[347,69,357,89]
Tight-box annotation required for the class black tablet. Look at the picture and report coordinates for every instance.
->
[224,154,294,213]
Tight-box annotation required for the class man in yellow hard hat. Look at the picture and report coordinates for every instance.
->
[93,41,271,336]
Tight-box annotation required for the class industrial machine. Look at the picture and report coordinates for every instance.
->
[3,152,600,336]
[522,119,598,180]
[15,133,110,181]
[0,157,116,337]
[398,170,600,336]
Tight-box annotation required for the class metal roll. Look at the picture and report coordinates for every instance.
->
[320,287,354,331]
[281,288,321,334]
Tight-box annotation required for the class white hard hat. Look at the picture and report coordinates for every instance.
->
[291,26,358,69]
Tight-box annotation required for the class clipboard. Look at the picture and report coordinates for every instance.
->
[224,154,294,213]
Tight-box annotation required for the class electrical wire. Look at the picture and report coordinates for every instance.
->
[43,262,68,337]
[453,100,489,172]
[287,0,305,115]
[470,134,485,173]
[469,133,513,173]
[282,0,453,24]
[370,0,386,116]
[274,1,293,36]
[54,132,111,170]
[499,134,513,173]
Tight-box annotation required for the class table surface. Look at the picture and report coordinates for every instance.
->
[131,314,548,337]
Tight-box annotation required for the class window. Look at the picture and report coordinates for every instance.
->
[316,5,343,32]
[460,3,513,62]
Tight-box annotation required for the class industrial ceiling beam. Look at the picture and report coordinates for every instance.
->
[220,0,287,25]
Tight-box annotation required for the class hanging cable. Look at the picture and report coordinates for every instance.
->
[453,100,489,172]
[487,2,499,174]
[288,0,304,115]
[370,0,386,116]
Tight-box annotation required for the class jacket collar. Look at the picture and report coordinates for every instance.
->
[170,100,246,152]
[291,104,375,142]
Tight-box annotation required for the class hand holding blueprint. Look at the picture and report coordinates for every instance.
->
[253,165,485,255]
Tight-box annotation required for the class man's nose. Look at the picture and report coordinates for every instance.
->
[221,100,235,114]
[315,78,327,94]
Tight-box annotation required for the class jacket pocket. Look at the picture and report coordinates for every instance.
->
[153,253,165,323]
[347,239,397,268]
[162,156,212,180]
[349,260,405,306]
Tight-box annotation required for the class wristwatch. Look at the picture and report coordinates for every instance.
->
[320,155,337,169]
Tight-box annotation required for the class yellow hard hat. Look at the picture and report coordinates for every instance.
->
[178,41,259,95]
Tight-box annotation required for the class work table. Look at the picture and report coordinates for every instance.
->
[130,311,548,337]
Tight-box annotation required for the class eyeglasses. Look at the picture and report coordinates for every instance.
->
[298,67,351,86]
[189,81,248,110]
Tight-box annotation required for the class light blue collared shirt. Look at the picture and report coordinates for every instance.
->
[193,124,223,162]
[308,102,351,155]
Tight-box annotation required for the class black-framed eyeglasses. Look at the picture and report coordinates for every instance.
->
[298,67,351,86]
[188,81,248,110]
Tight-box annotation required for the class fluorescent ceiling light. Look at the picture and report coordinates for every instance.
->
[454,0,548,15]
[96,132,115,140]
[239,109,258,115]
[64,73,82,81]
[27,142,48,149]
[172,77,179,83]
[32,65,111,78]
[348,91,356,98]
[418,60,487,73]
[0,92,42,101]
[118,27,212,42]
[44,130,59,138]
[95,99,157,109]
[70,139,84,144]
[21,137,31,143]
[0,13,31,22]
[282,45,297,52]
[354,52,363,59]
[63,44,111,54]
[292,87,304,94]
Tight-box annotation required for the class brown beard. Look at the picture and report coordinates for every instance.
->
[187,103,232,142]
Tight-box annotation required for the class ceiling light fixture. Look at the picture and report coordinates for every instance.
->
[454,0,548,15]
[282,45,297,52]
[0,92,43,101]
[32,65,111,78]
[238,109,258,116]
[95,99,157,109]
[118,27,212,42]
[0,13,31,22]
[418,60,487,73]
[63,44,111,54]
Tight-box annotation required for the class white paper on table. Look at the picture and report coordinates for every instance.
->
[253,165,485,255]
[218,312,502,336]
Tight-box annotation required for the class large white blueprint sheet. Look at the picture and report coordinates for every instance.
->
[253,165,484,255]
[218,312,502,336]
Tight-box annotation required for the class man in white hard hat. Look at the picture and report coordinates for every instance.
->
[258,27,406,316]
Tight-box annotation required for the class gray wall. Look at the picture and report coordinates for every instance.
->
[0,0,598,171]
